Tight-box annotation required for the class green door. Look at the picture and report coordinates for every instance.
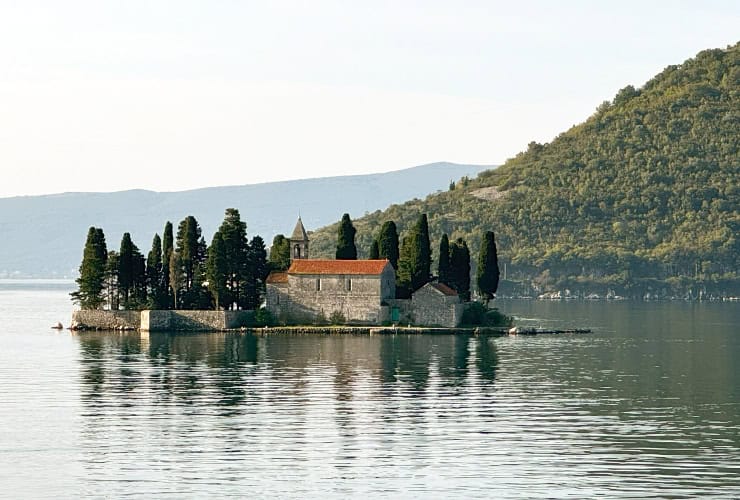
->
[391,307,400,322]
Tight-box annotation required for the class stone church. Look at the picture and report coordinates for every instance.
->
[265,218,463,327]
[266,218,396,324]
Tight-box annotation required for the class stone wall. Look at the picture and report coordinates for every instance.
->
[72,310,141,330]
[267,272,391,324]
[141,310,253,331]
[72,310,253,332]
[383,299,413,325]
[411,287,464,327]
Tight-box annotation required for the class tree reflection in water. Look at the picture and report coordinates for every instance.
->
[77,332,498,406]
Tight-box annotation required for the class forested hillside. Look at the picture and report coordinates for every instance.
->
[310,44,739,298]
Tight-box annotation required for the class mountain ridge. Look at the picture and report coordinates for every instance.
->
[0,162,490,277]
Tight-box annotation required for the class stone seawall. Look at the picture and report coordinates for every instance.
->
[72,310,254,332]
[141,310,253,332]
[72,310,141,330]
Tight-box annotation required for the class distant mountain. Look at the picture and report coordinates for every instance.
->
[309,44,739,297]
[0,163,490,277]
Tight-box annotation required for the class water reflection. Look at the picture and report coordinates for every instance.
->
[77,332,499,407]
[69,303,740,497]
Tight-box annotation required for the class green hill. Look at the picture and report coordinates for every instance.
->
[309,43,740,298]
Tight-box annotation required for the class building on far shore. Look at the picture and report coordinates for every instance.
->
[266,217,463,327]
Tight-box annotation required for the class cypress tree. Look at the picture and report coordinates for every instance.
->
[438,233,451,286]
[71,227,108,309]
[477,231,500,303]
[244,235,269,309]
[105,250,119,310]
[396,236,414,299]
[377,220,399,269]
[162,221,174,308]
[118,232,135,306]
[335,213,357,260]
[395,217,431,295]
[175,215,205,293]
[207,231,228,309]
[398,214,432,292]
[269,234,291,271]
[118,232,146,309]
[132,249,147,308]
[415,214,432,285]
[146,233,167,309]
[450,238,471,301]
[218,208,249,309]
[169,250,183,310]
[369,239,380,259]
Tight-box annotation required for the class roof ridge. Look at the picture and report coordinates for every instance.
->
[287,259,391,275]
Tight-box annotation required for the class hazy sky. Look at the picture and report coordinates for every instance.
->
[1,1,737,197]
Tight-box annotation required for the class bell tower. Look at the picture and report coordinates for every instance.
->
[290,216,309,261]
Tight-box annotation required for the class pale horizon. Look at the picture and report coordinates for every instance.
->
[1,1,738,198]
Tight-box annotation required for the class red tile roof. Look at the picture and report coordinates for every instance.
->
[429,282,458,296]
[288,259,391,275]
[266,272,288,284]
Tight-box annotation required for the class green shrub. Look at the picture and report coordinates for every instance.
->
[329,310,346,325]
[461,301,513,327]
[253,308,276,327]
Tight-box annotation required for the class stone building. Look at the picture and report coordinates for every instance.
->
[266,259,396,324]
[411,282,463,327]
[266,217,463,327]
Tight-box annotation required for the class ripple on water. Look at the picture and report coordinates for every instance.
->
[2,289,740,497]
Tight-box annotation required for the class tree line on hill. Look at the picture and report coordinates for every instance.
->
[72,209,269,311]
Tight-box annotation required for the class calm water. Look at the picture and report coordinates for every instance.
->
[1,280,739,498]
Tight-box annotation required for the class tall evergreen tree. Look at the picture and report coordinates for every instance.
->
[438,233,451,286]
[477,231,500,303]
[118,232,135,306]
[269,234,291,271]
[218,208,249,309]
[396,236,414,299]
[162,221,174,308]
[169,250,183,310]
[146,233,168,309]
[71,227,108,309]
[188,260,213,310]
[397,214,433,293]
[377,220,399,269]
[105,250,119,310]
[415,214,432,285]
[175,215,205,293]
[118,232,146,309]
[450,238,471,301]
[244,235,269,309]
[335,213,357,260]
[207,231,229,310]
[369,239,380,259]
[132,249,147,308]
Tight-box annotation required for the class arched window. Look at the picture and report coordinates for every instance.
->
[294,245,301,258]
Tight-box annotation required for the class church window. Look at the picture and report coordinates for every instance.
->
[346,278,352,292]
[316,278,321,291]
[294,245,301,258]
